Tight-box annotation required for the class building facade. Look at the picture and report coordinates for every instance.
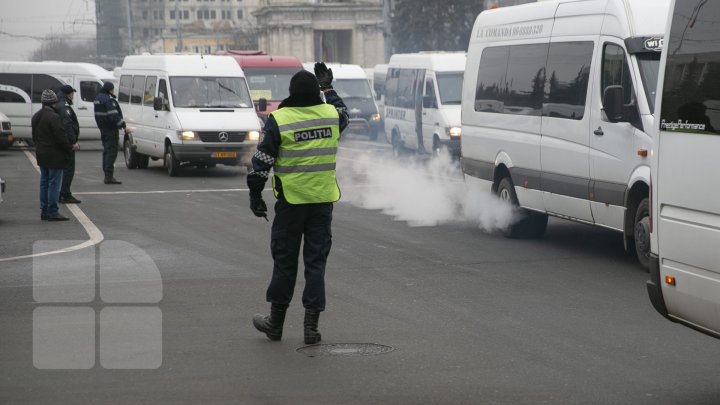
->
[254,0,384,67]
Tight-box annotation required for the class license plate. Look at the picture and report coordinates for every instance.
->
[212,151,237,158]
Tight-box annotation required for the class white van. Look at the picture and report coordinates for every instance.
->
[119,54,261,176]
[0,61,115,142]
[647,0,720,339]
[461,0,669,269]
[303,62,382,140]
[384,52,465,158]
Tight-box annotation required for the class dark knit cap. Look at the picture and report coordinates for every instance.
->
[103,81,114,92]
[41,89,58,105]
[288,70,320,99]
[60,84,76,94]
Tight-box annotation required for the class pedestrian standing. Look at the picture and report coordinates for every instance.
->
[94,81,128,184]
[32,89,79,221]
[248,63,349,344]
[56,84,81,204]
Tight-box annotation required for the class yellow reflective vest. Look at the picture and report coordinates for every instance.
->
[270,104,341,204]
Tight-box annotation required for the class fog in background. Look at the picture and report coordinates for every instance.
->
[337,149,516,231]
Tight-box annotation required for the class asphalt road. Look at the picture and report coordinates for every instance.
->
[1,134,719,404]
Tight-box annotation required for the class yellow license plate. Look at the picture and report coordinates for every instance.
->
[212,151,237,158]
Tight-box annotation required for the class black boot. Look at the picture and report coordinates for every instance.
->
[253,304,287,341]
[304,309,322,344]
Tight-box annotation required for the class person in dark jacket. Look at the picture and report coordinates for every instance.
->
[249,63,349,344]
[55,84,81,203]
[94,81,128,184]
[32,89,79,221]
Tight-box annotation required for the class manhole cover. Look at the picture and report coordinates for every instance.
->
[296,343,395,357]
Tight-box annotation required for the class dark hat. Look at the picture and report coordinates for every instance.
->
[288,70,320,99]
[60,84,76,94]
[41,89,58,104]
[103,81,114,92]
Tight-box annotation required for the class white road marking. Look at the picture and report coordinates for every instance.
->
[0,151,105,263]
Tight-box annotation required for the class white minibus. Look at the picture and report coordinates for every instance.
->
[0,61,115,141]
[119,54,261,176]
[303,62,382,140]
[384,52,465,158]
[647,0,720,339]
[461,0,669,269]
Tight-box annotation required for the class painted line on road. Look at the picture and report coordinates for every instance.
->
[0,151,105,263]
[75,188,250,195]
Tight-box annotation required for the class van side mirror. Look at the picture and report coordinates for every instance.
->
[154,96,168,111]
[258,98,268,112]
[423,95,437,109]
[602,85,624,122]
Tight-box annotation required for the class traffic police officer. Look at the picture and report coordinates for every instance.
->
[248,63,349,344]
[94,81,128,184]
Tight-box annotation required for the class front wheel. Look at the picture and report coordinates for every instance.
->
[391,132,404,158]
[497,177,548,239]
[124,138,138,169]
[633,198,651,271]
[164,145,180,177]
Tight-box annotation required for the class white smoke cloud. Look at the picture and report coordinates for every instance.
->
[337,148,516,231]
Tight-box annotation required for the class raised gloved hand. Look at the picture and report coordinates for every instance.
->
[314,62,334,90]
[250,197,268,221]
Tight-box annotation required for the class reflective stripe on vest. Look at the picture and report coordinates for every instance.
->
[270,104,341,204]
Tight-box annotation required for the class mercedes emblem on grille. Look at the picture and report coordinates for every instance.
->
[218,132,229,142]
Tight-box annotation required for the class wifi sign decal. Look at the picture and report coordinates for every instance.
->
[33,241,163,369]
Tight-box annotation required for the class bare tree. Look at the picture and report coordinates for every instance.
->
[29,35,97,62]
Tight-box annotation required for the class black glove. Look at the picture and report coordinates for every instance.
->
[314,62,334,90]
[250,197,268,220]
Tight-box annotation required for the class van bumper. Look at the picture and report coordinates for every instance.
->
[646,253,670,319]
[173,143,257,166]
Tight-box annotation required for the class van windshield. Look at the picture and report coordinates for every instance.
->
[243,68,300,102]
[170,76,253,108]
[333,79,373,100]
[636,53,660,113]
[436,73,463,105]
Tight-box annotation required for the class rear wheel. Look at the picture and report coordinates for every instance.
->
[633,198,651,271]
[164,145,180,177]
[497,177,548,238]
[124,138,138,169]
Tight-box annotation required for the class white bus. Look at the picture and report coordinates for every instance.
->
[647,0,720,339]
[0,61,115,141]
[119,54,261,176]
[384,52,465,158]
[461,0,669,269]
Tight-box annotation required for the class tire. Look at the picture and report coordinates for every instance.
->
[164,145,180,177]
[137,154,149,169]
[632,197,651,271]
[124,138,138,169]
[497,177,548,239]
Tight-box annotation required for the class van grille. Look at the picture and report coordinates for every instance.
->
[197,131,247,143]
[1,122,10,130]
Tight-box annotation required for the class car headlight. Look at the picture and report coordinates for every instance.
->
[179,130,197,140]
[248,130,260,141]
[447,127,462,137]
[370,113,381,121]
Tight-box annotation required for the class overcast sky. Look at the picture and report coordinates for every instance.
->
[0,0,96,61]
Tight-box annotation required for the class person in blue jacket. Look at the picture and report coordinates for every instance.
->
[94,81,128,184]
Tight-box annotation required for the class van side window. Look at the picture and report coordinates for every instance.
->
[602,44,634,105]
[131,76,146,105]
[80,81,101,103]
[0,73,31,101]
[119,75,132,103]
[143,76,157,106]
[544,41,593,120]
[31,74,64,103]
[475,46,509,112]
[505,44,547,116]
[384,68,399,107]
[396,69,418,109]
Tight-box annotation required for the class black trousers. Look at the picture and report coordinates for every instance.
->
[60,150,75,196]
[100,128,119,177]
[266,197,333,312]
